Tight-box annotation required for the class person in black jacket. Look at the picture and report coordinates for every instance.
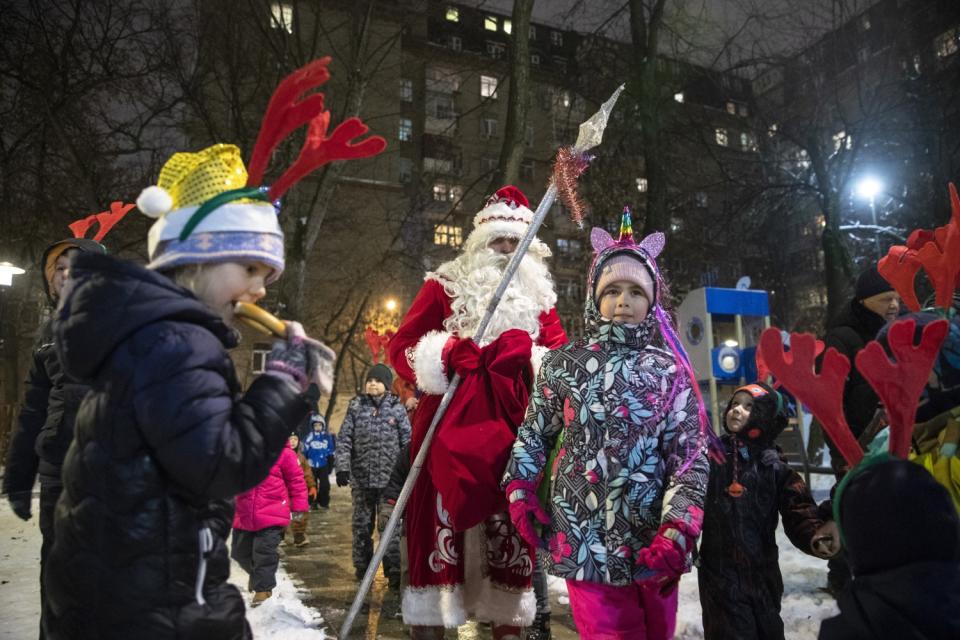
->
[818,457,960,640]
[699,382,835,640]
[42,143,324,640]
[335,363,411,587]
[3,237,105,640]
[818,265,900,594]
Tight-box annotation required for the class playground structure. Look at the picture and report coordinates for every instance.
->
[677,286,825,483]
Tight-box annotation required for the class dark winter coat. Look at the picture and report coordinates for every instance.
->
[3,239,104,494]
[698,436,824,639]
[335,393,411,488]
[45,252,309,640]
[818,561,960,640]
[383,442,411,504]
[820,302,887,441]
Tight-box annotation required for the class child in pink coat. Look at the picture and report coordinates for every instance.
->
[232,440,309,605]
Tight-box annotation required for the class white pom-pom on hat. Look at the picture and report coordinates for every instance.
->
[136,186,173,218]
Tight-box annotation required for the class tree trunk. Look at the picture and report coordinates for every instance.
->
[808,140,854,320]
[324,291,370,424]
[629,0,669,236]
[488,0,534,193]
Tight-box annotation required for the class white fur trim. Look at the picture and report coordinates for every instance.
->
[473,201,533,227]
[146,202,281,259]
[531,345,550,378]
[402,584,468,628]
[412,330,452,395]
[402,525,536,628]
[136,186,173,218]
[462,220,552,258]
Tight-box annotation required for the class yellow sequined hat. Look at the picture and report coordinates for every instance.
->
[138,144,285,281]
[135,58,386,283]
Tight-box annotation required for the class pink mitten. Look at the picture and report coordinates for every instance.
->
[636,526,688,578]
[505,480,550,548]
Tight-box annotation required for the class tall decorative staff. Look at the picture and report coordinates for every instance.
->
[338,84,625,639]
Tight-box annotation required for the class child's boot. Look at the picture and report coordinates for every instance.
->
[294,532,309,547]
[526,612,551,640]
[252,590,272,607]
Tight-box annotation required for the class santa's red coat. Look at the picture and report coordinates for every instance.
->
[387,277,566,625]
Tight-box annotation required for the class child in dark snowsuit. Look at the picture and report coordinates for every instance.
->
[699,382,833,640]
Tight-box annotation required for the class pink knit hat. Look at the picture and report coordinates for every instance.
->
[594,253,654,303]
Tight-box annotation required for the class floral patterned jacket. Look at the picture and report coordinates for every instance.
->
[502,290,709,585]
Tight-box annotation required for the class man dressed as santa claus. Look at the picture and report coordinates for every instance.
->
[388,186,567,639]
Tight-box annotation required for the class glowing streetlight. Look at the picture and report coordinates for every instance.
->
[385,298,398,312]
[854,176,883,201]
[0,261,25,287]
[854,176,884,259]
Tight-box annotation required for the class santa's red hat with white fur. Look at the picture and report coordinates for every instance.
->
[461,185,550,256]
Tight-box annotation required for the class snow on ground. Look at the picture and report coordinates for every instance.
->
[0,491,326,640]
[547,472,840,639]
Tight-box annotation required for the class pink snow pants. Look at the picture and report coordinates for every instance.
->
[566,579,678,640]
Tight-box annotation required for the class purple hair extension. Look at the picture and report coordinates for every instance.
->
[655,305,725,473]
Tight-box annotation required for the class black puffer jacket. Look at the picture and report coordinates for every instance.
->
[3,238,104,494]
[335,393,411,488]
[820,301,886,439]
[45,252,309,640]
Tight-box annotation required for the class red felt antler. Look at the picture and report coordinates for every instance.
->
[68,201,134,242]
[755,333,824,387]
[246,58,332,186]
[877,182,960,311]
[855,318,949,458]
[758,328,864,467]
[268,114,387,200]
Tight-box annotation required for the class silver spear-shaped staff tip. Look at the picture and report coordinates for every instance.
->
[573,83,625,152]
[556,83,626,227]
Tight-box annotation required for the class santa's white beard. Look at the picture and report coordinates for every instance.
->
[430,247,557,345]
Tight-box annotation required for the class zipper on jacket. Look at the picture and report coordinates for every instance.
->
[195,526,214,605]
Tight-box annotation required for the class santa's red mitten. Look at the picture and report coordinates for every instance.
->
[505,479,550,548]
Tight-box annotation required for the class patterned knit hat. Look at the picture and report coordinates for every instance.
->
[136,58,386,283]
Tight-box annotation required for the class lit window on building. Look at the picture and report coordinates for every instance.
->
[740,132,757,152]
[398,158,413,184]
[715,128,729,146]
[486,41,505,59]
[726,101,736,115]
[636,177,648,192]
[399,118,413,141]
[432,183,449,202]
[485,16,498,31]
[859,14,871,31]
[551,31,563,46]
[768,123,778,137]
[480,75,499,98]
[935,28,958,58]
[400,78,413,102]
[530,53,540,65]
[832,131,852,152]
[674,92,684,103]
[481,117,498,138]
[520,159,535,181]
[270,2,293,33]
[695,192,708,208]
[449,35,462,51]
[445,7,459,22]
[529,25,537,40]
[556,238,582,258]
[503,19,512,34]
[434,224,463,247]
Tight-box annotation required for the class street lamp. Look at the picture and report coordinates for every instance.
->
[0,261,25,287]
[384,298,398,313]
[854,176,884,259]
